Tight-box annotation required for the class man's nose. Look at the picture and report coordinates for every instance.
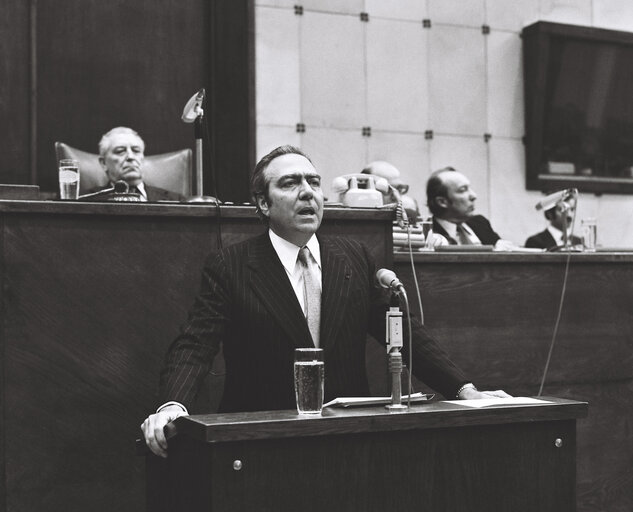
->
[298,179,314,198]
[469,189,477,200]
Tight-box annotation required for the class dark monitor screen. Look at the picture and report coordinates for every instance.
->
[544,37,633,177]
[523,21,633,193]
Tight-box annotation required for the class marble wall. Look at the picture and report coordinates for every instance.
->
[255,0,633,247]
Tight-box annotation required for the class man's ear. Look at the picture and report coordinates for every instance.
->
[256,195,269,217]
[435,196,448,209]
[98,156,107,172]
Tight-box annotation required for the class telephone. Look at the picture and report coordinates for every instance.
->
[331,173,390,207]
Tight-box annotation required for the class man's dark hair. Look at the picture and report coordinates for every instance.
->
[426,166,456,216]
[250,145,313,221]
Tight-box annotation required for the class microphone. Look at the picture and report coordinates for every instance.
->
[181,88,205,123]
[77,180,128,200]
[535,188,577,211]
[377,268,405,294]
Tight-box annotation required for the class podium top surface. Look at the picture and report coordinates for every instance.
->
[172,397,587,444]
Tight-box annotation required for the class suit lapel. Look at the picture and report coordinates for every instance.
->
[246,234,313,348]
[432,217,456,244]
[319,237,352,351]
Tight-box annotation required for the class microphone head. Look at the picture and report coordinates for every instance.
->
[376,268,398,289]
[535,188,577,211]
[182,88,205,123]
[114,180,129,193]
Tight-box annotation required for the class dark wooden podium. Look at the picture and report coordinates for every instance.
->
[147,397,587,512]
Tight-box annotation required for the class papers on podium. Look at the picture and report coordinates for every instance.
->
[443,396,554,408]
[324,392,434,408]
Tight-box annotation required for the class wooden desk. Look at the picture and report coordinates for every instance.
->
[395,251,633,512]
[0,200,393,512]
[151,398,587,512]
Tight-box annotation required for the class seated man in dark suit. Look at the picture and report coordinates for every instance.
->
[141,146,510,458]
[90,127,183,202]
[426,166,516,250]
[525,197,582,250]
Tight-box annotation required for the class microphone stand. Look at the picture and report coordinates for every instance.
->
[553,199,581,252]
[385,293,408,411]
[184,94,218,204]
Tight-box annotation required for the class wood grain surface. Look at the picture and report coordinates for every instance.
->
[0,201,392,512]
[395,252,633,512]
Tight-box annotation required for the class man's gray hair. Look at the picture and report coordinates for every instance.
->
[98,127,145,156]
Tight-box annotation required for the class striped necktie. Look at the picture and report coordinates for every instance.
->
[298,246,321,347]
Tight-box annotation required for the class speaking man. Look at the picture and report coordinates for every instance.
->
[141,146,509,457]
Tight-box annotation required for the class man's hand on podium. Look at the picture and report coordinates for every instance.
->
[141,404,188,458]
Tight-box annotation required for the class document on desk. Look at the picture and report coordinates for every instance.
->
[324,392,434,408]
[444,397,553,408]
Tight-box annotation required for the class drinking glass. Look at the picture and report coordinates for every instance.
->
[581,218,597,252]
[58,159,80,200]
[294,348,324,415]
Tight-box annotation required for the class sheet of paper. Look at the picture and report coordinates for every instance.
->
[443,397,553,408]
[324,392,432,408]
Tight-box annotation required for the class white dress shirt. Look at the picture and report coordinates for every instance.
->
[268,229,322,315]
[435,218,482,245]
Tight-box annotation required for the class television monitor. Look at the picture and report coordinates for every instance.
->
[523,21,633,194]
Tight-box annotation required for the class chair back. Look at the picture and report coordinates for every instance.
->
[54,142,193,196]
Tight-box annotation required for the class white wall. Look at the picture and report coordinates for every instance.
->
[255,0,633,247]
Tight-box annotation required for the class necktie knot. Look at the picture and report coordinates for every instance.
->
[298,246,310,266]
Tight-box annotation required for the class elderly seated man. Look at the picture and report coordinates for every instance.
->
[88,127,184,202]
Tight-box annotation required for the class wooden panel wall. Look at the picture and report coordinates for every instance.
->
[0,0,254,202]
[0,202,392,512]
[395,253,633,512]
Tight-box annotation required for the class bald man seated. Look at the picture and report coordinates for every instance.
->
[362,160,420,222]
[426,167,516,250]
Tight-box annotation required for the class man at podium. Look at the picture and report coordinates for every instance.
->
[141,145,509,457]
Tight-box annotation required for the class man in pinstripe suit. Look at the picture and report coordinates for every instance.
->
[141,145,509,457]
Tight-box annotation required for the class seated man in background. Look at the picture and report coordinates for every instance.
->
[90,126,183,202]
[525,197,582,250]
[426,166,516,250]
[362,160,421,222]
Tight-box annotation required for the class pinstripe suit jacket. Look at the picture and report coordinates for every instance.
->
[159,233,466,413]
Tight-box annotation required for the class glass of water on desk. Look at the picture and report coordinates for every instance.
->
[58,159,80,200]
[294,348,324,415]
[581,218,597,252]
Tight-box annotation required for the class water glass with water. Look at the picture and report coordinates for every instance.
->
[581,218,597,252]
[294,348,324,415]
[58,159,80,200]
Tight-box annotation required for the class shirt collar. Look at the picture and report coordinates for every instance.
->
[435,217,476,238]
[546,224,571,242]
[136,182,147,198]
[268,230,321,274]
